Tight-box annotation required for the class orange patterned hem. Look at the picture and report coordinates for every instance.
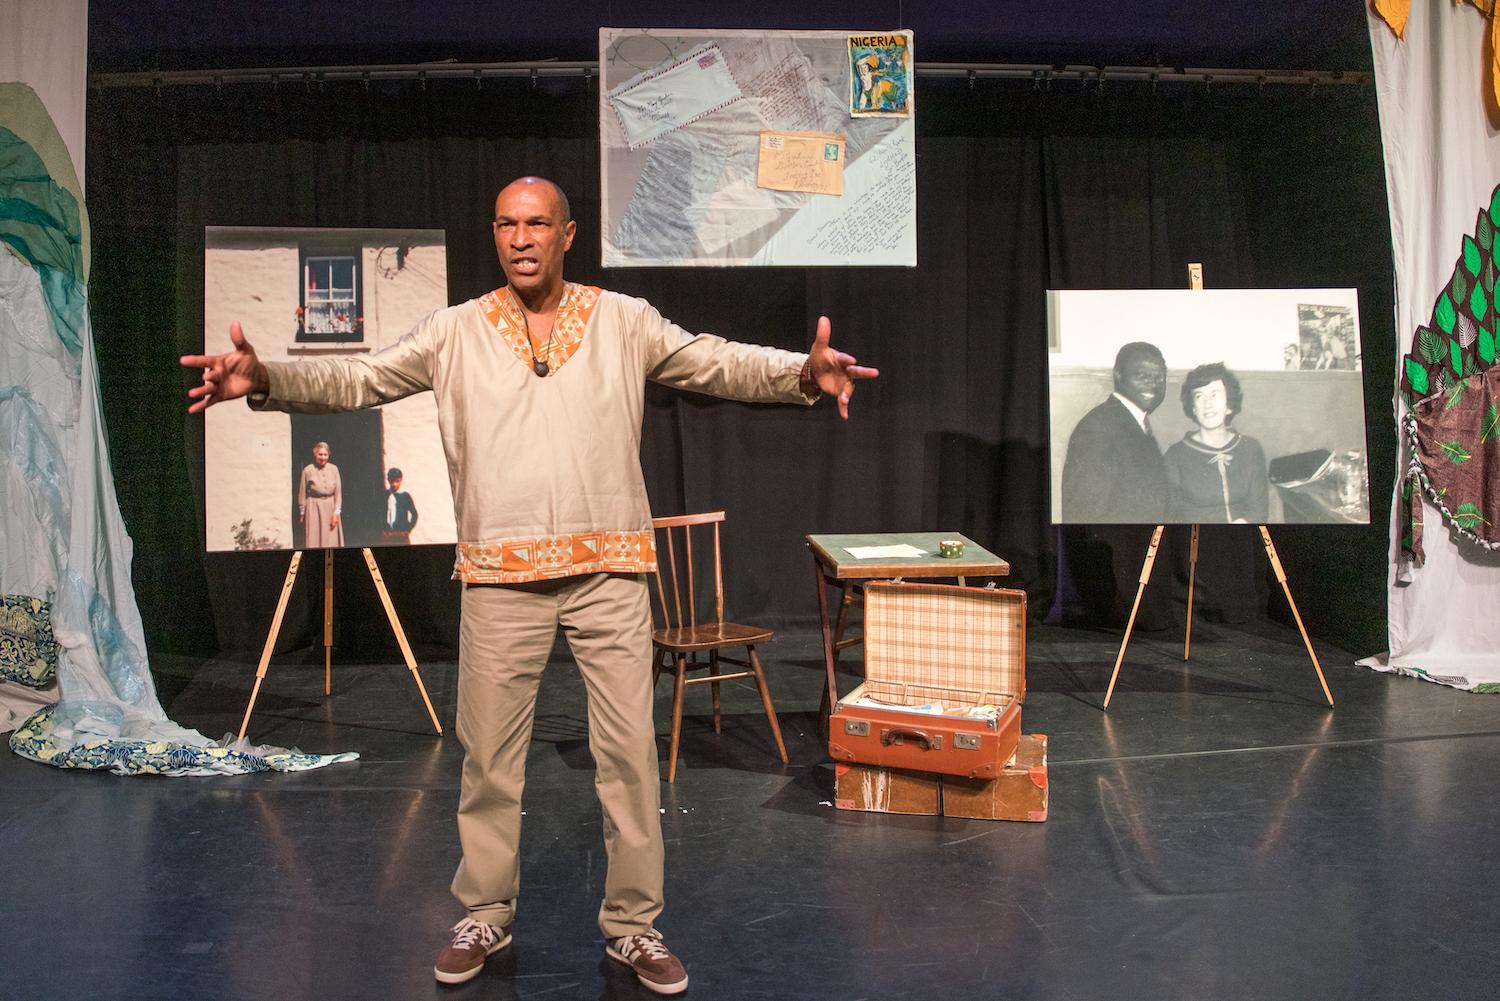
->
[452,530,657,583]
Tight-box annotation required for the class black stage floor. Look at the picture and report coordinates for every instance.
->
[4,621,1499,1001]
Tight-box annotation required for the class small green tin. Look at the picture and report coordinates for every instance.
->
[938,539,964,559]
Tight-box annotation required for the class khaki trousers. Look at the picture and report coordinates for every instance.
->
[450,572,663,938]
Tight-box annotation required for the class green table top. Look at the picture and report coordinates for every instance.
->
[806,532,1010,580]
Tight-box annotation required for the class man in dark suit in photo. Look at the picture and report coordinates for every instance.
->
[1060,341,1168,523]
[383,466,419,544]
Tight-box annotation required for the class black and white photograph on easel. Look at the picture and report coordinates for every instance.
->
[203,227,458,551]
[1047,288,1370,526]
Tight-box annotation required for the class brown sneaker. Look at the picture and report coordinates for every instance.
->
[434,917,512,985]
[605,929,689,995]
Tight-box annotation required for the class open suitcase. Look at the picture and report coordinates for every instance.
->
[828,581,1025,780]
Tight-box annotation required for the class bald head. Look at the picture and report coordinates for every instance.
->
[495,176,570,224]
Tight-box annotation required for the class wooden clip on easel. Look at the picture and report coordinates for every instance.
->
[1100,263,1335,710]
[238,547,443,740]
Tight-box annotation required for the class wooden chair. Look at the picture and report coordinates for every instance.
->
[650,511,789,782]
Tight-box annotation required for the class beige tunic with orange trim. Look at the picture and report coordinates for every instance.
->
[254,283,813,582]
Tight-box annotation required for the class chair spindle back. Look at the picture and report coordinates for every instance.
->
[651,511,727,631]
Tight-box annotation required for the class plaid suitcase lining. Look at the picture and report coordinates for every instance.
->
[863,583,1024,702]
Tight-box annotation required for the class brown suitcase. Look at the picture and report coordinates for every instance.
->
[943,733,1049,822]
[829,581,1026,780]
[833,762,942,815]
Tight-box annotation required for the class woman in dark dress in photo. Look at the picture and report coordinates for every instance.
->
[1163,363,1270,524]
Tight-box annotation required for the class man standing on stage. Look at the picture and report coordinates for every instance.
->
[182,176,878,995]
[1060,341,1168,524]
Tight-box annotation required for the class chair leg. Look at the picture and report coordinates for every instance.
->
[668,654,688,783]
[708,650,722,734]
[652,647,666,688]
[832,583,855,669]
[746,645,788,765]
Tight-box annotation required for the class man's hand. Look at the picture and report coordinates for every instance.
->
[180,322,269,414]
[807,316,879,419]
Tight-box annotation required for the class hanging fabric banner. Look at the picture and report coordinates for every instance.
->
[1365,2,1500,690]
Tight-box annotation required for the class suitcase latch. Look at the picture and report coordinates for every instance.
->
[954,733,981,750]
[843,720,870,737]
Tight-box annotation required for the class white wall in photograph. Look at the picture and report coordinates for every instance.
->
[1047,288,1369,526]
[203,227,457,552]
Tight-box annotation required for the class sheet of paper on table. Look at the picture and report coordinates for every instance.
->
[844,544,926,559]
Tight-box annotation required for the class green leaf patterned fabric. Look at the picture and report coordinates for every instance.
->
[1405,364,1500,561]
[1438,439,1472,462]
[1419,327,1445,363]
[1437,291,1457,334]
[1407,357,1431,396]
[1399,182,1500,565]
[1454,502,1488,530]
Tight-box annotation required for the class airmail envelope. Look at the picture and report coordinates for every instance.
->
[756,130,846,196]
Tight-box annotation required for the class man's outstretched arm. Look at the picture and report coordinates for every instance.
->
[644,309,879,418]
[182,320,434,414]
[180,321,267,413]
[804,315,880,419]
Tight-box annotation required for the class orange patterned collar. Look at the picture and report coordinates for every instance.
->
[477,283,603,377]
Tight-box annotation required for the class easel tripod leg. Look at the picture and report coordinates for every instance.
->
[1258,527,1335,707]
[1184,524,1199,661]
[362,548,444,734]
[324,548,334,695]
[1104,525,1165,710]
[240,551,303,741]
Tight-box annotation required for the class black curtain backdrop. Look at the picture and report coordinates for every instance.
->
[83,76,1395,663]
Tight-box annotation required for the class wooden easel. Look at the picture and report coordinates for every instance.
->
[238,547,443,739]
[1100,263,1335,710]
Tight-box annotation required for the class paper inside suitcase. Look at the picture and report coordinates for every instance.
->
[830,581,1026,779]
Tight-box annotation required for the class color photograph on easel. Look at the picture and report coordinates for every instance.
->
[1046,287,1370,526]
[202,226,457,552]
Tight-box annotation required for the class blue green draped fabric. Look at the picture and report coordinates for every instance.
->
[1,117,355,775]
[0,126,84,353]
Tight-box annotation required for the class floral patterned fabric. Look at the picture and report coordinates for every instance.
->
[0,595,57,687]
[8,706,359,776]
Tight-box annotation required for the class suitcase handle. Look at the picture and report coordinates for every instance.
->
[880,727,942,750]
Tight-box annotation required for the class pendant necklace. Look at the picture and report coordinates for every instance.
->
[520,309,554,377]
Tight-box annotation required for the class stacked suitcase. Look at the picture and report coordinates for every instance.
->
[828,581,1047,820]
